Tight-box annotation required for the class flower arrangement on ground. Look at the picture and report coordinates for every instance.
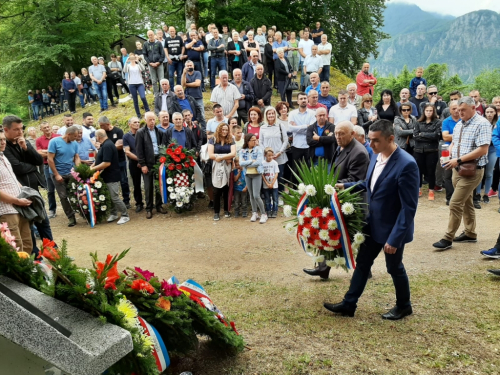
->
[282,159,366,272]
[67,164,113,226]
[153,143,198,213]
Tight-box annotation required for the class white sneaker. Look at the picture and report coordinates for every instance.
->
[260,214,268,224]
[117,216,130,225]
[107,214,118,222]
[250,212,260,222]
[278,198,284,206]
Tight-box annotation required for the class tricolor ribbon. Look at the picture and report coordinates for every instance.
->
[330,192,356,270]
[84,183,96,228]
[193,161,205,193]
[159,163,168,204]
[296,193,312,255]
[137,317,170,372]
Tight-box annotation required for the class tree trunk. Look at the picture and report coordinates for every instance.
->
[185,0,198,31]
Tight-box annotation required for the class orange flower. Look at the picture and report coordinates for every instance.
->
[17,251,30,259]
[90,171,100,184]
[156,297,171,311]
[96,254,120,290]
[131,279,155,294]
[38,238,60,262]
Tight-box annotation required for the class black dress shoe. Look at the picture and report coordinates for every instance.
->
[135,205,144,213]
[433,239,452,250]
[473,200,482,209]
[381,305,413,320]
[323,302,355,317]
[453,232,477,243]
[146,211,153,219]
[303,267,330,279]
[487,269,500,276]
[156,207,168,214]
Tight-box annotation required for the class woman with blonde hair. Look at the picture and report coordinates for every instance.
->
[357,94,377,133]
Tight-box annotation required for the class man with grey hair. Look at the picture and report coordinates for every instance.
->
[303,45,322,89]
[397,88,418,117]
[88,56,108,112]
[272,31,288,60]
[143,30,165,95]
[305,72,320,95]
[317,34,332,82]
[210,70,241,118]
[91,130,130,225]
[168,84,205,127]
[75,125,96,165]
[347,83,362,109]
[230,68,254,126]
[250,64,272,108]
[241,50,259,82]
[123,117,144,212]
[433,96,492,250]
[353,124,373,158]
[419,85,447,118]
[47,125,81,226]
[154,79,175,115]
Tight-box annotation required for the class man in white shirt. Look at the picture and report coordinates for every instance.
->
[209,70,241,118]
[298,31,314,90]
[71,71,85,109]
[206,104,228,139]
[317,34,332,83]
[302,45,322,90]
[57,114,75,136]
[328,90,358,125]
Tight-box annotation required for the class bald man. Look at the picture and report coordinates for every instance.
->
[305,72,320,95]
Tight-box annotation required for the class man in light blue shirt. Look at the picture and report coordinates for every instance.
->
[272,32,289,60]
[206,104,228,139]
[75,126,96,163]
[303,45,322,76]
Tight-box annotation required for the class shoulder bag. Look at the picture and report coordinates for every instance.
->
[286,77,298,92]
[456,124,478,178]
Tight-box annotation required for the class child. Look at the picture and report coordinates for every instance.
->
[409,67,427,98]
[50,98,58,115]
[233,158,248,218]
[262,147,279,218]
[232,125,244,153]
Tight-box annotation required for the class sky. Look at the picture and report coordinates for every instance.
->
[388,0,500,17]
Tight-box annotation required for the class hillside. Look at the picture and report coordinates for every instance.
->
[370,4,500,82]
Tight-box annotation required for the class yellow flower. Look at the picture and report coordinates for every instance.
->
[181,290,191,297]
[116,298,138,329]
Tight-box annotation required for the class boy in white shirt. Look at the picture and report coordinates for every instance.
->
[262,147,280,218]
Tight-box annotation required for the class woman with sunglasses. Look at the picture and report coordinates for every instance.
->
[357,94,377,133]
[394,103,417,155]
[414,103,442,200]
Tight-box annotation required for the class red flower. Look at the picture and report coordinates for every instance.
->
[131,279,155,293]
[166,149,173,155]
[38,238,60,262]
[311,207,323,217]
[174,148,182,155]
[173,157,180,163]
[176,164,182,170]
[303,217,311,226]
[168,163,175,170]
[159,156,166,164]
[188,155,194,161]
[168,143,176,148]
[184,162,190,168]
[190,161,196,167]
[96,254,120,290]
[329,229,341,241]
[180,153,186,159]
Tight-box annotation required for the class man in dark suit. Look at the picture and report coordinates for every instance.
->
[306,107,337,166]
[324,120,419,320]
[304,119,369,279]
[153,79,176,116]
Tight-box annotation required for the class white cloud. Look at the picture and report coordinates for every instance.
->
[388,0,500,17]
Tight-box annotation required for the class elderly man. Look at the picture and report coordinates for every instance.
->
[409,84,427,117]
[242,50,259,82]
[306,90,327,113]
[167,85,205,127]
[98,116,130,209]
[165,26,186,87]
[157,111,174,133]
[136,112,167,219]
[272,31,288,60]
[75,125,96,164]
[143,30,165,95]
[355,63,377,96]
[0,129,33,253]
[329,90,358,125]
[91,130,130,225]
[57,114,74,136]
[433,97,492,250]
[397,88,418,117]
[207,29,226,89]
[317,34,332,82]
[347,83,362,109]
[305,73,320,95]
[47,125,80,227]
[353,124,373,158]
[36,122,61,217]
[88,56,108,112]
[303,45,322,89]
[155,29,169,81]
[210,70,241,118]
[306,107,337,166]
[419,85,447,118]
[318,81,338,112]
[250,64,272,109]
[231,68,255,126]
[181,60,205,122]
[123,117,144,213]
[154,79,176,115]
[164,112,198,152]
[183,109,204,155]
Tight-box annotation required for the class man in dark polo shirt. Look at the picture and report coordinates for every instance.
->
[123,117,144,213]
[97,116,130,208]
[91,129,130,225]
[311,22,324,45]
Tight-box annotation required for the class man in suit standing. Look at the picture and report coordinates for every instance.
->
[324,120,419,320]
[304,120,369,279]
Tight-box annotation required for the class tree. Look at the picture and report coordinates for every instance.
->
[472,69,500,103]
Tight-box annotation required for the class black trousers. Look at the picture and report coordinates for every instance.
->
[143,167,161,211]
[414,151,438,189]
[65,90,76,112]
[213,185,229,214]
[105,80,115,104]
[266,62,275,87]
[128,160,144,207]
[237,108,248,127]
[277,80,292,105]
[291,147,310,183]
[494,233,500,250]
[110,76,130,98]
[443,167,454,201]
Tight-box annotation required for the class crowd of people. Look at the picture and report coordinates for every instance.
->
[7,22,500,281]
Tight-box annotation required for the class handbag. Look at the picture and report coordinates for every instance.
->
[286,77,298,92]
[456,124,478,178]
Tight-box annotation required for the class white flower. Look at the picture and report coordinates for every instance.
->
[93,198,97,202]
[180,192,185,197]
[354,232,365,244]
[304,207,312,217]
[183,197,190,203]
[324,184,335,195]
[323,246,335,251]
[319,230,329,241]
[297,183,306,195]
[182,173,186,177]
[71,183,76,189]
[334,257,346,266]
[341,202,355,215]
[315,255,325,263]
[283,205,293,217]
[71,198,76,203]
[311,217,320,228]
[176,201,183,207]
[101,205,107,211]
[326,260,336,268]
[94,181,102,188]
[82,205,87,209]
[328,239,340,247]
[175,187,180,193]
[305,185,317,196]
[298,215,305,225]
[314,239,322,247]
[99,195,105,201]
[77,186,82,190]
[166,178,173,184]
[302,228,310,238]
[168,186,174,192]
[328,219,338,230]
[322,208,330,217]
[170,193,177,200]
[285,222,296,234]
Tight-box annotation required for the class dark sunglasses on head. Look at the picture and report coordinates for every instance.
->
[428,92,438,95]
[401,108,411,112]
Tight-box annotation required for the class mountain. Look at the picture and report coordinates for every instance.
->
[369,3,500,82]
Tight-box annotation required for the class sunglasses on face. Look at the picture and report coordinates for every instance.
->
[428,92,438,95]
[364,100,372,103]
[401,109,411,112]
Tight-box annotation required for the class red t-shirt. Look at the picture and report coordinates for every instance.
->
[475,103,485,116]
[36,133,61,164]
[307,103,327,111]
[245,123,261,139]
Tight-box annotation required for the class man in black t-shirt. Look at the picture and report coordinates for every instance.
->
[165,26,186,88]
[98,116,130,208]
[311,22,324,45]
[91,130,130,225]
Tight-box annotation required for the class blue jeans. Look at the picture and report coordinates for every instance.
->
[43,165,57,212]
[299,60,304,87]
[129,84,150,117]
[77,90,85,108]
[202,52,209,77]
[93,81,108,110]
[263,188,279,212]
[476,146,497,195]
[210,57,226,89]
[119,160,130,205]
[32,211,55,258]
[168,60,184,88]
[32,104,42,120]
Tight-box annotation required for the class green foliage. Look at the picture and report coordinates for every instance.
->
[472,69,500,103]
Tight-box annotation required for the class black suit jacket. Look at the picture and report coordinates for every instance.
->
[135,126,166,168]
[227,41,247,68]
[4,140,45,189]
[166,95,206,127]
[306,122,337,162]
[274,57,292,82]
[154,91,176,116]
[332,138,370,183]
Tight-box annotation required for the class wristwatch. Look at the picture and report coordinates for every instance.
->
[457,158,462,164]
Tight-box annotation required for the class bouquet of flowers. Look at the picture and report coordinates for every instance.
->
[282,160,366,272]
[67,164,113,227]
[153,143,198,213]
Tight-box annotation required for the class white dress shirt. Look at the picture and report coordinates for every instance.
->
[370,146,397,191]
